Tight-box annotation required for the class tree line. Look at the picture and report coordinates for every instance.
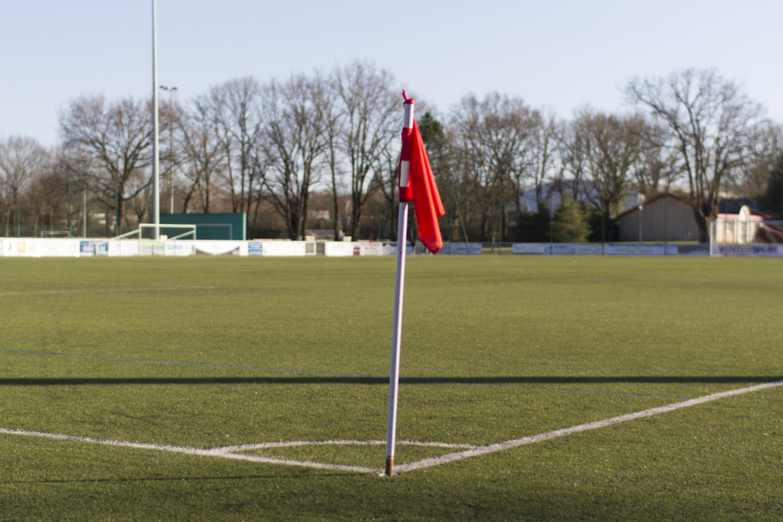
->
[1,62,780,243]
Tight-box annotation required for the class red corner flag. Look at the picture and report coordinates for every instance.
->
[399,92,445,254]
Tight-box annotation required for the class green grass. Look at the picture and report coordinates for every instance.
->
[242,442,459,468]
[1,256,782,519]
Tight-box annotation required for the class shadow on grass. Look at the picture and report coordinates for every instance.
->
[2,468,357,485]
[2,474,290,485]
[0,376,781,386]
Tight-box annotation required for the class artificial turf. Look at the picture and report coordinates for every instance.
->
[0,255,781,519]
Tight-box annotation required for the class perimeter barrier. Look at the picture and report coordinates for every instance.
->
[0,238,741,258]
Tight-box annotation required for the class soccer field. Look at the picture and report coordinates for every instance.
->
[1,256,782,519]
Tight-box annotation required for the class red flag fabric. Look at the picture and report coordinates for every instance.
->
[399,99,445,254]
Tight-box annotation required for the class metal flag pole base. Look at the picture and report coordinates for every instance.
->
[385,457,394,477]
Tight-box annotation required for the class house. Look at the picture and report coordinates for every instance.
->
[619,193,769,243]
[618,192,699,242]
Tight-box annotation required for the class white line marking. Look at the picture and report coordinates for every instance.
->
[2,380,781,476]
[219,440,475,453]
[396,379,783,473]
[0,428,381,474]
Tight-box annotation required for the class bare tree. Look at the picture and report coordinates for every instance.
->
[573,108,646,217]
[525,110,560,211]
[30,150,75,236]
[179,95,227,213]
[320,72,346,240]
[26,170,63,236]
[451,93,536,241]
[633,120,680,197]
[729,122,782,200]
[54,146,95,236]
[59,96,153,235]
[0,136,49,236]
[374,136,401,240]
[451,97,494,241]
[332,61,398,239]
[209,78,266,218]
[626,68,769,241]
[558,116,591,203]
[261,75,330,240]
[158,97,184,214]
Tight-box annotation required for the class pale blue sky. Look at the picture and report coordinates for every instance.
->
[2,0,781,146]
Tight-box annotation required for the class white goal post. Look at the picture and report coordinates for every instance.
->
[112,223,196,241]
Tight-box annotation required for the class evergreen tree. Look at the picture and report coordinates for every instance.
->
[552,195,590,242]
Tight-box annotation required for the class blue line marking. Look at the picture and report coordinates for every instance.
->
[0,348,688,401]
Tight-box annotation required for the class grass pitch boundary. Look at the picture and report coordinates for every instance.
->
[3,379,780,476]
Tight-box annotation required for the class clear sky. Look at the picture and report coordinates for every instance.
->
[2,0,782,147]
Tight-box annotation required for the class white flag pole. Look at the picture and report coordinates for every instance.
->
[385,99,414,477]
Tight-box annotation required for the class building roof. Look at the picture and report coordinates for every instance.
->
[616,192,692,219]
[617,193,770,219]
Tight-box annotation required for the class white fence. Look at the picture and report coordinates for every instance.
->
[512,243,701,256]
[0,238,344,257]
[710,243,783,257]
[0,238,485,258]
[8,238,779,257]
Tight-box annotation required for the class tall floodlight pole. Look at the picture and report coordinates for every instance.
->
[152,0,161,239]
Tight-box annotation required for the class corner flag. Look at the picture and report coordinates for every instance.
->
[399,92,445,254]
[386,91,444,477]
